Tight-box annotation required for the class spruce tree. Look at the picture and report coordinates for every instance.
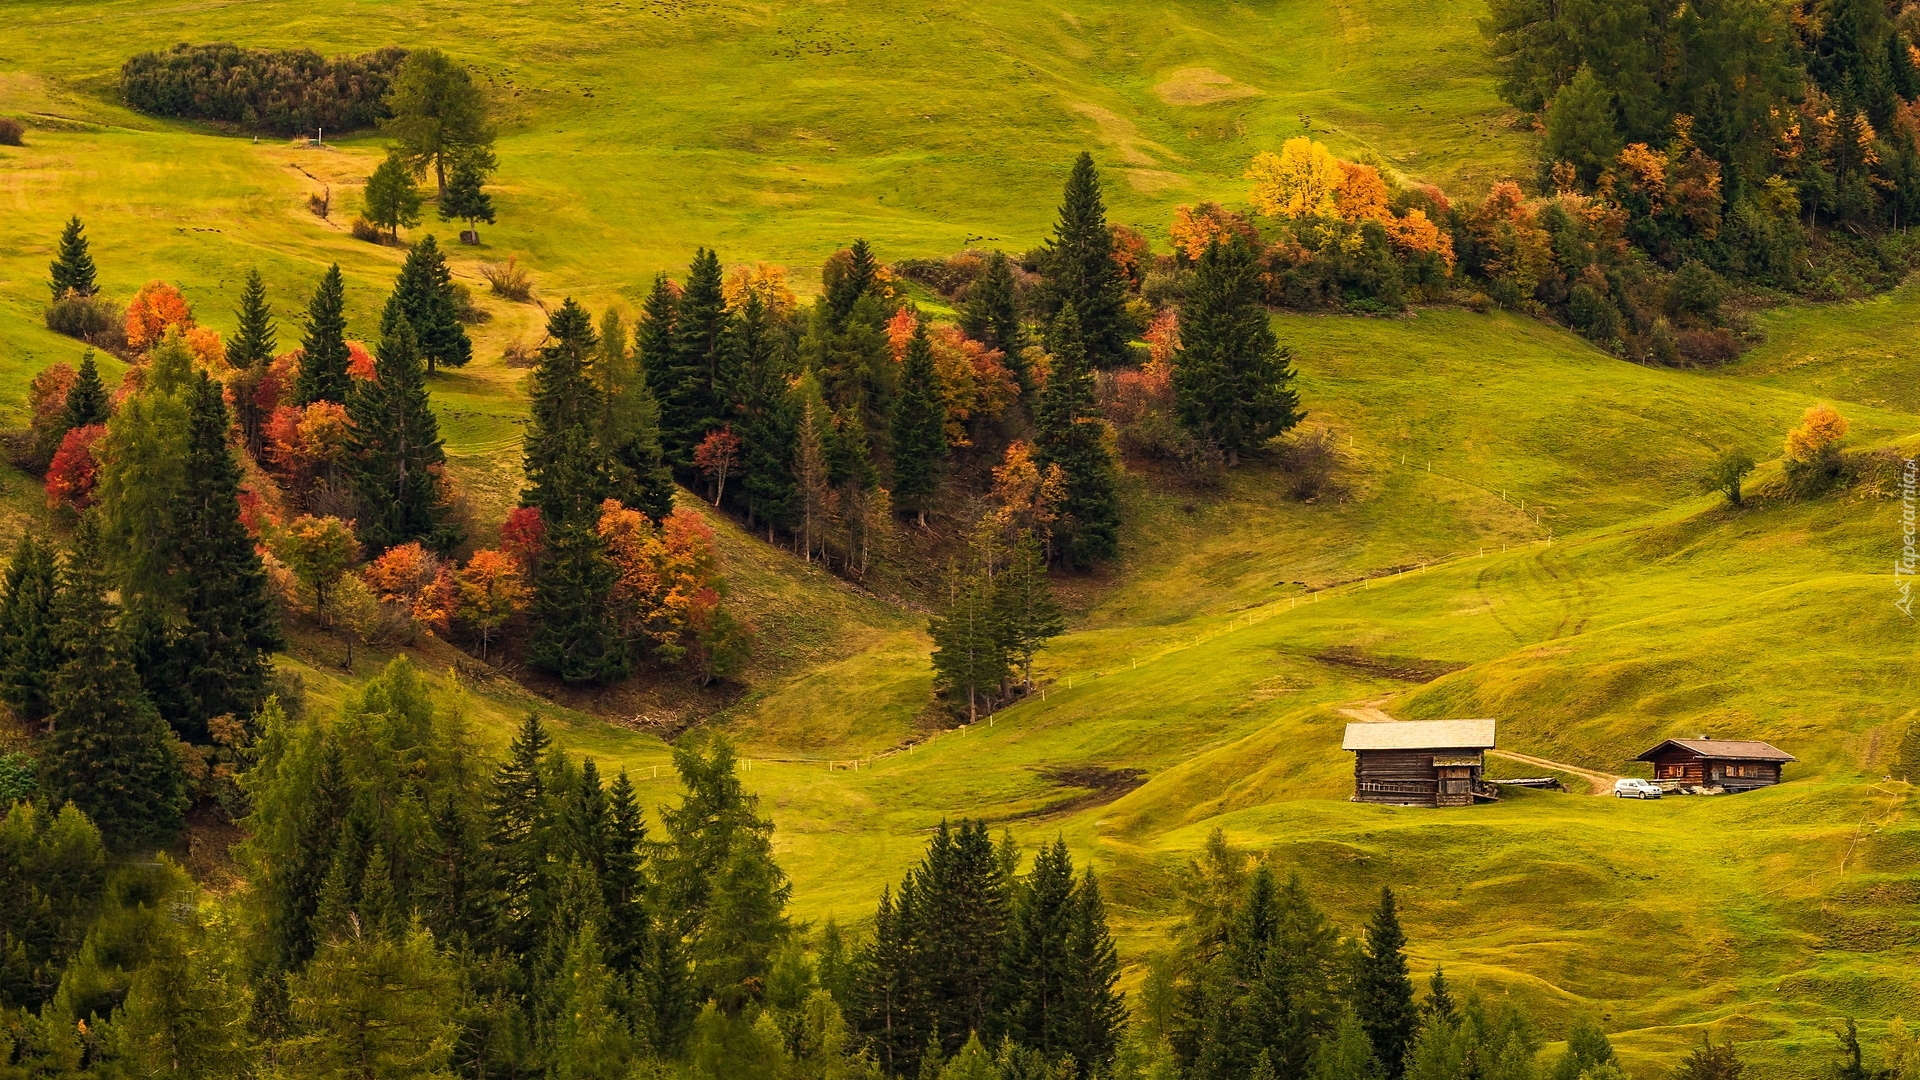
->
[1035,154,1130,368]
[856,883,922,1074]
[1172,236,1301,465]
[659,249,731,470]
[929,565,1007,722]
[226,268,278,456]
[297,264,353,406]
[600,770,650,976]
[438,156,496,243]
[591,307,675,523]
[523,299,612,527]
[488,713,554,961]
[994,532,1065,691]
[637,272,680,410]
[0,534,61,731]
[1064,868,1126,1075]
[827,240,880,331]
[43,520,186,852]
[1354,886,1418,1080]
[171,372,283,741]
[732,294,799,534]
[1034,305,1120,567]
[392,234,472,374]
[49,216,97,302]
[346,297,455,553]
[60,351,109,433]
[528,523,629,686]
[917,820,1012,1055]
[958,250,1026,387]
[997,838,1080,1060]
[890,322,947,526]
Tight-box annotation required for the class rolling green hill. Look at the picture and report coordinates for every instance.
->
[3,2,1917,1077]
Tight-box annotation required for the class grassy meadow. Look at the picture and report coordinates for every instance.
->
[3,0,1919,1075]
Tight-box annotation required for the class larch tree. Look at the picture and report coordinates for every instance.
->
[993,531,1065,691]
[1034,304,1120,566]
[1035,154,1131,369]
[958,250,1027,388]
[297,264,354,406]
[928,563,1006,722]
[43,519,187,852]
[590,307,675,523]
[889,322,947,526]
[1171,236,1301,465]
[49,215,98,301]
[363,151,423,241]
[346,297,455,553]
[392,235,472,374]
[380,47,494,202]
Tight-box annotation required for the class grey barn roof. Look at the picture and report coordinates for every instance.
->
[1342,719,1497,751]
[1634,738,1795,763]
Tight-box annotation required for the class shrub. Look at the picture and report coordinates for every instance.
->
[1667,259,1728,321]
[1676,327,1739,363]
[45,292,127,351]
[1567,283,1621,344]
[120,43,407,134]
[0,118,23,146]
[480,255,533,301]
[1783,404,1848,495]
[350,216,384,244]
[1700,448,1755,506]
[501,339,538,368]
[450,281,489,325]
[1277,426,1341,500]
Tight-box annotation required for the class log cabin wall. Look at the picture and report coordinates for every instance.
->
[1353,749,1441,806]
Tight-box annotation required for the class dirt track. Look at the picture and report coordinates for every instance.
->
[1338,704,1623,796]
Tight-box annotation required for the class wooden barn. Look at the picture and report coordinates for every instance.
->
[1343,719,1498,807]
[1634,738,1795,792]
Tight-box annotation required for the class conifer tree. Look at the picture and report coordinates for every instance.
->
[227,268,279,455]
[297,264,353,406]
[438,155,496,243]
[392,234,472,374]
[1172,236,1301,465]
[918,820,1012,1054]
[0,534,61,731]
[347,298,455,553]
[856,883,922,1074]
[1422,966,1457,1027]
[43,519,187,851]
[60,351,109,433]
[959,250,1026,386]
[488,713,555,961]
[523,299,611,527]
[364,151,423,241]
[732,295,799,535]
[998,839,1080,1060]
[792,378,833,564]
[600,769,650,975]
[1034,305,1120,567]
[528,523,629,686]
[994,531,1065,691]
[289,921,461,1079]
[549,921,633,1079]
[1064,868,1126,1075]
[660,249,732,470]
[1354,886,1417,1080]
[49,216,98,301]
[166,373,282,740]
[929,565,1007,722]
[1035,154,1130,368]
[891,322,947,526]
[638,272,680,408]
[115,888,256,1080]
[827,239,880,331]
[591,307,675,523]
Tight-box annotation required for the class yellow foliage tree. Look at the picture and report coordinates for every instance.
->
[1784,404,1847,463]
[1247,137,1340,219]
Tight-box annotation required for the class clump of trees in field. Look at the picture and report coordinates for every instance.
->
[119,43,409,134]
[356,48,499,246]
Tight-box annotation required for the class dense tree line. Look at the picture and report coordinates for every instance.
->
[119,43,409,134]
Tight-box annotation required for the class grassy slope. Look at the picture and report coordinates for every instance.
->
[4,2,1919,1075]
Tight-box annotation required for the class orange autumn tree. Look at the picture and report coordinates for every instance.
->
[722,262,798,316]
[985,440,1066,555]
[1169,203,1258,262]
[598,501,732,666]
[1333,161,1392,223]
[125,281,196,353]
[264,401,351,503]
[1784,404,1848,491]
[927,324,1018,447]
[362,541,451,636]
[453,549,527,660]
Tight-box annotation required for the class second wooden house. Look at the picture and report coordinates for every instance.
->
[1343,719,1498,807]
[1634,738,1795,792]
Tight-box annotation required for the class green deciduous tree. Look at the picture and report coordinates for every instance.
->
[1704,448,1756,506]
[364,151,423,241]
[891,321,947,525]
[393,234,472,374]
[381,47,494,202]
[49,215,98,302]
[346,298,456,553]
[298,264,354,406]
[1172,237,1301,465]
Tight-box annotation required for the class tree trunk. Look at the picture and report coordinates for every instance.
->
[435,155,448,203]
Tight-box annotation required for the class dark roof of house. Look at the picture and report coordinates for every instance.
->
[1343,719,1496,751]
[1634,738,1796,763]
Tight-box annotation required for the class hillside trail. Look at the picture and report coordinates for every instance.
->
[1336,702,1622,795]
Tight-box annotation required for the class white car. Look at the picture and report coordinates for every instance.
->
[1614,778,1663,799]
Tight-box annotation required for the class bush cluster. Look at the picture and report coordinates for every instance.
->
[119,43,407,134]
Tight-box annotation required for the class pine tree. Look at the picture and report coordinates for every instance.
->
[1172,236,1300,465]
[959,250,1026,387]
[49,216,98,302]
[1354,886,1417,1080]
[523,299,612,527]
[226,268,279,456]
[438,155,496,243]
[60,351,109,433]
[0,534,61,731]
[1034,305,1120,567]
[891,322,947,526]
[591,307,676,523]
[346,297,455,553]
[392,234,472,374]
[528,523,629,686]
[732,295,799,534]
[660,249,732,470]
[994,531,1065,691]
[297,264,353,406]
[929,565,1007,722]
[43,520,186,851]
[998,839,1080,1060]
[169,373,283,741]
[1035,154,1130,368]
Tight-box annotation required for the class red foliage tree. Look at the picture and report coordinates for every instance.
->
[44,423,105,510]
[500,506,546,568]
[693,427,743,506]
